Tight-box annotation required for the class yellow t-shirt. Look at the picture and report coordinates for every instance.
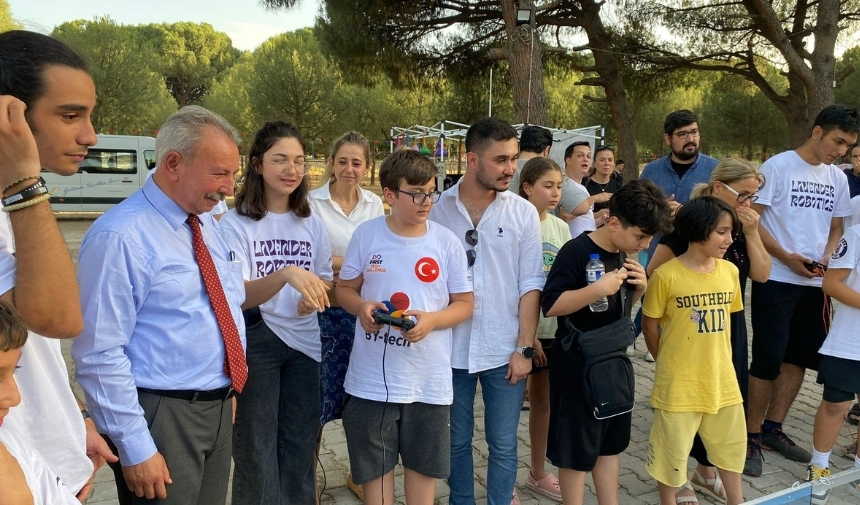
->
[643,258,744,413]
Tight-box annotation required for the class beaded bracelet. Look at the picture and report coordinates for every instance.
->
[2,175,41,194]
[1,193,50,212]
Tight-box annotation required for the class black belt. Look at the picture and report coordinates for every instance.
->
[137,386,235,403]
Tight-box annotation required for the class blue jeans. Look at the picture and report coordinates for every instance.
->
[449,365,526,505]
[232,320,321,505]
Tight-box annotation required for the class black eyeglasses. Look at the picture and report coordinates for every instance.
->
[394,188,441,204]
[720,183,759,204]
[465,229,478,266]
[674,129,700,140]
[594,145,614,153]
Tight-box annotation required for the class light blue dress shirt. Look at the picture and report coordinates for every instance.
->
[71,177,246,466]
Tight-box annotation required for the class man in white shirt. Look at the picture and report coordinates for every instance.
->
[0,30,116,501]
[430,117,544,505]
[563,142,610,238]
[745,104,859,477]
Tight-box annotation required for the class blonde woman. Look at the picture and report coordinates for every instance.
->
[310,134,384,407]
[647,158,771,504]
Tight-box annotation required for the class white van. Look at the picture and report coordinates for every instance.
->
[43,134,156,212]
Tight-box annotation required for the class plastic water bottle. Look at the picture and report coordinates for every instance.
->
[586,254,608,312]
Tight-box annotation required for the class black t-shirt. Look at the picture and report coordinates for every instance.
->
[660,230,750,291]
[541,233,626,398]
[541,234,625,338]
[584,173,624,212]
[670,158,693,179]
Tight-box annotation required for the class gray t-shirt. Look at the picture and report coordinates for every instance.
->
[554,176,589,218]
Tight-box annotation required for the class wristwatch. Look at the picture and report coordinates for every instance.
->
[518,346,536,359]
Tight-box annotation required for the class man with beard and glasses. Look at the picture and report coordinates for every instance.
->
[430,117,544,505]
[633,110,719,360]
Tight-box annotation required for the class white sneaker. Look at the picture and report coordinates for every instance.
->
[626,344,635,356]
[645,351,655,362]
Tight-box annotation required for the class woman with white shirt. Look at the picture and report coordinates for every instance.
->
[220,121,333,505]
[310,132,385,433]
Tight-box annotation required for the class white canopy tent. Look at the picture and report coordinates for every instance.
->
[389,121,604,189]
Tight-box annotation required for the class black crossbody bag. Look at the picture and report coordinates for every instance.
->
[560,255,636,420]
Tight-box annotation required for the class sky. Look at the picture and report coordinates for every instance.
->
[8,0,319,51]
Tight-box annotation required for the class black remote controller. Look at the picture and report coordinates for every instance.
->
[372,311,415,331]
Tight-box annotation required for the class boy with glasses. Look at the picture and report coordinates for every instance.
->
[337,149,473,505]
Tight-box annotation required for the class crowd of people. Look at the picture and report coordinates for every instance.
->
[3,29,860,505]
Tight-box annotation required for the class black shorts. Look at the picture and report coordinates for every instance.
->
[749,280,830,380]
[546,344,631,471]
[341,397,450,484]
[817,355,860,403]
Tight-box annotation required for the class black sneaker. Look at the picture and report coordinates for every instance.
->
[744,437,763,477]
[761,428,812,462]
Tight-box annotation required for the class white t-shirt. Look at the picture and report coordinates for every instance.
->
[843,195,860,233]
[219,209,333,361]
[0,428,80,505]
[567,179,596,239]
[757,150,852,286]
[309,182,385,258]
[0,215,90,494]
[340,217,472,404]
[819,225,860,360]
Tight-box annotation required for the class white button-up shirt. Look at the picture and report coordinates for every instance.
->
[430,181,544,372]
[309,181,385,258]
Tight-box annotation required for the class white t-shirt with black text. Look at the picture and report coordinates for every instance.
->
[0,428,80,505]
[219,209,333,361]
[819,225,860,361]
[340,217,472,404]
[757,150,852,286]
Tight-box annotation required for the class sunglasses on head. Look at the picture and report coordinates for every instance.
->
[594,145,614,153]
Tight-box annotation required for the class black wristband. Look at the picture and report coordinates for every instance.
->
[81,409,91,420]
[1,178,47,207]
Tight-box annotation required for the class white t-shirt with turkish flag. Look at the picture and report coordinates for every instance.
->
[757,150,852,286]
[340,217,472,404]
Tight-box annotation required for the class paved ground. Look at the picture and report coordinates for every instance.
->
[56,218,859,505]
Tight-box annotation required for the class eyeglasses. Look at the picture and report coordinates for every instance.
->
[265,158,306,176]
[674,129,700,140]
[594,145,614,153]
[394,188,441,205]
[720,182,759,204]
[465,229,478,266]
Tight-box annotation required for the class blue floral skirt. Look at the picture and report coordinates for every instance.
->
[319,307,357,424]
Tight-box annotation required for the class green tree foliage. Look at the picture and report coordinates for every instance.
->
[627,0,860,148]
[52,17,176,134]
[836,46,860,111]
[136,22,240,107]
[202,52,258,147]
[701,73,789,160]
[0,0,20,33]
[249,29,341,139]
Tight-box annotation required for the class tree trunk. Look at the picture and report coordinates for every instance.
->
[579,0,639,181]
[500,0,548,125]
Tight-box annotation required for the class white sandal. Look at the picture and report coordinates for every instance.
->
[691,468,727,503]
[675,480,699,505]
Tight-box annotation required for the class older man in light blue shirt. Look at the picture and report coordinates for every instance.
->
[72,106,245,505]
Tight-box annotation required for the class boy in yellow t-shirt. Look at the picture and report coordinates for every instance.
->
[642,197,746,505]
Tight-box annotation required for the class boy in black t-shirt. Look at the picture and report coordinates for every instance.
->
[541,180,673,504]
